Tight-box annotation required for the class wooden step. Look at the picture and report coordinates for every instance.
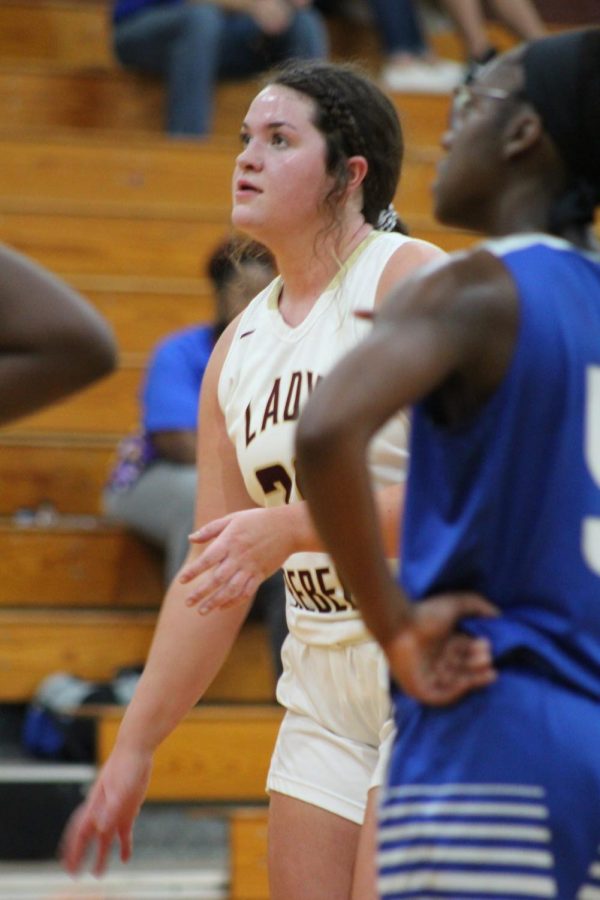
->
[0,61,459,148]
[0,208,230,278]
[230,807,269,900]
[0,519,163,609]
[0,62,260,140]
[0,128,442,224]
[1,365,142,437]
[98,703,282,801]
[78,277,215,356]
[0,131,238,214]
[0,0,112,69]
[0,206,471,284]
[0,437,113,516]
[0,608,275,703]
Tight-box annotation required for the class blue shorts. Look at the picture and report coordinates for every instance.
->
[379,667,600,899]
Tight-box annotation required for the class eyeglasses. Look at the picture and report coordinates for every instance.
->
[450,83,520,129]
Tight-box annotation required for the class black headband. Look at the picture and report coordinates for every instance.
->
[522,28,600,226]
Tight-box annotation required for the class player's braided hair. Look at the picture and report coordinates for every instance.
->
[267,60,407,234]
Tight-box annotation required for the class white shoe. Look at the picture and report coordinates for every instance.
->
[381,59,463,94]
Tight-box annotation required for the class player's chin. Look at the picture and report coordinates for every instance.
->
[231,207,262,240]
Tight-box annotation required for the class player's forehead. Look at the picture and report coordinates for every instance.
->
[474,48,526,96]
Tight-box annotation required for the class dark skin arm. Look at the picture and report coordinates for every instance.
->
[0,244,116,426]
[296,249,518,705]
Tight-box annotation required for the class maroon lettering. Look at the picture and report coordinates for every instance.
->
[283,372,303,421]
[261,378,281,432]
[244,403,256,447]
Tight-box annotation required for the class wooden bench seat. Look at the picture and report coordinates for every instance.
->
[1,364,142,437]
[0,518,162,609]
[0,129,438,219]
[0,606,275,702]
[230,807,269,900]
[0,437,114,516]
[0,61,458,147]
[97,703,282,801]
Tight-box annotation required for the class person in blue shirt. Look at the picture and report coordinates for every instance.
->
[112,0,328,136]
[297,27,600,899]
[104,237,288,676]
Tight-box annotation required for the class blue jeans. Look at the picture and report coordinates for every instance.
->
[114,1,328,135]
[367,0,427,56]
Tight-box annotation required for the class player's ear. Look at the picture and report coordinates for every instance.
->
[346,155,368,192]
[502,107,543,161]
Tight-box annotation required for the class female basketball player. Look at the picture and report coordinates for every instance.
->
[61,60,446,898]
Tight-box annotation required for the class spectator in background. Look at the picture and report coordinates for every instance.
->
[440,0,546,80]
[371,0,463,94]
[103,237,288,677]
[111,0,328,137]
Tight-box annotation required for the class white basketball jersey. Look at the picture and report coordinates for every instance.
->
[219,231,412,645]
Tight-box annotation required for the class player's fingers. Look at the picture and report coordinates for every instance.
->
[219,575,262,610]
[179,544,227,585]
[92,829,115,878]
[453,593,499,621]
[188,517,230,545]
[196,571,253,615]
[60,805,96,873]
[118,823,133,863]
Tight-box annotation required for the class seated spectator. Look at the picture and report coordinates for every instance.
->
[439,0,546,80]
[369,0,463,94]
[103,237,288,677]
[111,0,328,137]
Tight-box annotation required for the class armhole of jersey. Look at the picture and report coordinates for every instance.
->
[216,277,280,414]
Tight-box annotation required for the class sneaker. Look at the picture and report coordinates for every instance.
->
[381,58,464,94]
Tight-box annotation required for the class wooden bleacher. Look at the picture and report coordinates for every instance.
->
[0,1,583,895]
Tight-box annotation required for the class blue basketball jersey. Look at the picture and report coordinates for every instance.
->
[400,234,600,697]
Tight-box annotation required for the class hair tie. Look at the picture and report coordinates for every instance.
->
[376,203,399,232]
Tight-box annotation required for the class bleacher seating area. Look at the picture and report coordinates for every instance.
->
[0,1,593,896]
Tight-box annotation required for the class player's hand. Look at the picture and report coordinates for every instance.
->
[180,508,291,614]
[60,747,152,877]
[384,593,499,705]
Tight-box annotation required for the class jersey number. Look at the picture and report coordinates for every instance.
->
[583,365,600,576]
[255,462,298,505]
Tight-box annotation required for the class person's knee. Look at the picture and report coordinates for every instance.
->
[285,9,328,59]
[181,2,224,43]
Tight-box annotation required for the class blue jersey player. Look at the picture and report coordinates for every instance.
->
[297,27,600,899]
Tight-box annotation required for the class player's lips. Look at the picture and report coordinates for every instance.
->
[235,179,262,196]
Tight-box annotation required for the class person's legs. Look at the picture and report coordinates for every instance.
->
[368,0,428,56]
[268,792,360,900]
[487,0,546,41]
[217,7,327,83]
[103,462,197,585]
[113,3,225,135]
[371,0,463,93]
[351,787,379,900]
[440,0,491,60]
[265,7,329,64]
[266,637,393,895]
